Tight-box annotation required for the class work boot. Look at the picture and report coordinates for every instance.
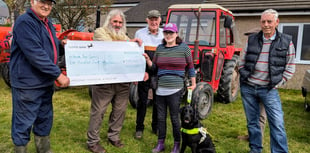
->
[170,141,180,153]
[14,145,27,153]
[135,131,143,139]
[34,135,52,153]
[87,143,106,153]
[152,139,165,153]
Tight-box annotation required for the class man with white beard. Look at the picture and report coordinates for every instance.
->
[86,9,142,153]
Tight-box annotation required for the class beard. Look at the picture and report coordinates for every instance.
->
[106,24,127,40]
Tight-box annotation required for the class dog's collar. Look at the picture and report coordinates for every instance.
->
[181,127,210,144]
[180,128,200,135]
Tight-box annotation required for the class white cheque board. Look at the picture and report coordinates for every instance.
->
[65,40,145,86]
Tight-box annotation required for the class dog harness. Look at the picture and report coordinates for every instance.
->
[182,89,211,144]
[181,127,209,144]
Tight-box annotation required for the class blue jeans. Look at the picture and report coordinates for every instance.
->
[11,86,54,146]
[240,83,288,153]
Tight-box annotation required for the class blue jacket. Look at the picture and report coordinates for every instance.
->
[10,9,61,89]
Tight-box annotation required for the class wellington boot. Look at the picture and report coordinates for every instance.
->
[34,135,52,153]
[14,145,27,153]
[152,139,165,153]
[170,141,180,153]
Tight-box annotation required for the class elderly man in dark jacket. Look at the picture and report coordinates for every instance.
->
[10,0,70,152]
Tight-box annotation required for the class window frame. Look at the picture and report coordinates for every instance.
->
[168,11,217,47]
[278,23,310,64]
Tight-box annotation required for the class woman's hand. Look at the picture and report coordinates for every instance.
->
[187,77,196,90]
[187,84,196,90]
[143,72,149,81]
[143,53,152,67]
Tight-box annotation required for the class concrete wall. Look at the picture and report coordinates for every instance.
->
[235,15,310,90]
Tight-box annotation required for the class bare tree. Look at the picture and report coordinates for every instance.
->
[51,0,113,31]
[4,0,27,23]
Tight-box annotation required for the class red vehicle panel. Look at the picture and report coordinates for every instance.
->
[165,4,242,119]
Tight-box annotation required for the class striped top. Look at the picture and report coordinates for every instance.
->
[151,43,195,90]
[239,34,295,86]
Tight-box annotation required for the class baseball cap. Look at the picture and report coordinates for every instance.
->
[40,0,56,4]
[147,10,161,18]
[163,23,178,33]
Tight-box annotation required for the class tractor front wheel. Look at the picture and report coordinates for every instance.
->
[217,54,240,103]
[192,82,214,119]
[1,62,11,88]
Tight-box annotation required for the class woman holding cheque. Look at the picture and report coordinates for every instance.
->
[143,23,196,153]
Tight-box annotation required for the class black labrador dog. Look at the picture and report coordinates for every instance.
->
[180,104,216,153]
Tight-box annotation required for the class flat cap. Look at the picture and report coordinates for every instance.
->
[147,10,161,18]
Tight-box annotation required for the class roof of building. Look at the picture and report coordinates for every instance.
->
[124,0,204,23]
[118,0,310,24]
[114,0,140,4]
[203,0,310,12]
[168,4,232,14]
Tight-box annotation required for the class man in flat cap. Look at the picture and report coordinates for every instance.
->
[10,0,69,152]
[134,9,163,139]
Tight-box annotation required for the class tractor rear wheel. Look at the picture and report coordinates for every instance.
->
[1,62,11,88]
[192,82,213,119]
[129,83,139,109]
[217,54,240,103]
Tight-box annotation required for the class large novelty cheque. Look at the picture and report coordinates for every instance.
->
[65,40,145,86]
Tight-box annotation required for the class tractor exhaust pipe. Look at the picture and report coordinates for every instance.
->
[95,6,101,29]
[193,7,201,63]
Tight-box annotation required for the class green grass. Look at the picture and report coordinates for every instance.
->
[0,77,310,153]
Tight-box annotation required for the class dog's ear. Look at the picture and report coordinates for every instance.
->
[180,106,184,113]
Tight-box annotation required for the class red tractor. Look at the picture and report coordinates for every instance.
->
[0,26,12,87]
[130,4,242,119]
[168,4,242,119]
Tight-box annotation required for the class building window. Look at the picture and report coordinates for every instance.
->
[279,23,310,64]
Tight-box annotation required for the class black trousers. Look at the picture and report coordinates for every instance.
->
[157,90,182,142]
[135,80,157,132]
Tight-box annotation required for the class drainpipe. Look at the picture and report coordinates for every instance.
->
[95,6,101,29]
